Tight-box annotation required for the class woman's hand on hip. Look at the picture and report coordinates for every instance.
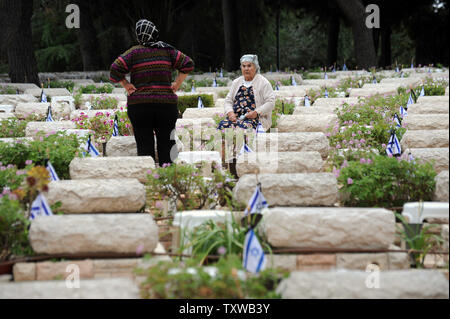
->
[171,82,181,92]
[124,83,137,96]
[246,110,259,119]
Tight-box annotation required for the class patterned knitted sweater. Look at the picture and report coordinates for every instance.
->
[109,45,194,105]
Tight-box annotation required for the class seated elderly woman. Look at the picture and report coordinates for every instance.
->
[218,55,275,131]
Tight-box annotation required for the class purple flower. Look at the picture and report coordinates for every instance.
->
[360,139,366,144]
[360,158,366,164]
[153,173,160,179]
[333,167,340,178]
[25,160,33,165]
[347,178,353,185]
[367,159,372,164]
[217,246,227,255]
[216,182,223,189]
[382,143,386,149]
[155,201,164,210]
[336,144,341,149]
[136,244,144,255]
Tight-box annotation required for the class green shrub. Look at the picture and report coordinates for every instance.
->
[0,115,41,138]
[136,254,285,299]
[146,163,236,213]
[0,86,17,94]
[337,154,437,208]
[78,84,114,94]
[0,196,33,261]
[47,80,75,92]
[271,100,295,128]
[0,163,32,193]
[89,95,119,110]
[177,94,214,115]
[0,132,82,180]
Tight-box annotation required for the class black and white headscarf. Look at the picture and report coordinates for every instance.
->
[135,19,173,48]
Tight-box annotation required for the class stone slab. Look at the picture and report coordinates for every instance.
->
[0,94,38,106]
[236,151,324,176]
[276,270,449,299]
[277,114,338,132]
[29,214,158,255]
[400,130,449,149]
[106,136,137,157]
[434,170,449,202]
[405,114,449,130]
[406,148,449,173]
[69,157,155,183]
[47,178,146,214]
[262,207,395,249]
[234,173,338,207]
[24,88,71,98]
[25,121,76,137]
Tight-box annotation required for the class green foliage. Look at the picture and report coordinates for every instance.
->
[146,163,236,213]
[0,132,82,180]
[136,254,285,299]
[89,95,119,110]
[0,86,17,94]
[0,196,33,261]
[47,80,75,93]
[271,100,296,128]
[337,155,437,208]
[395,212,444,268]
[0,118,27,138]
[72,110,132,143]
[182,79,229,92]
[177,94,214,115]
[79,84,115,94]
[0,163,32,193]
[185,215,271,264]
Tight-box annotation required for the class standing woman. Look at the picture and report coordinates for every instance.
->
[110,19,194,165]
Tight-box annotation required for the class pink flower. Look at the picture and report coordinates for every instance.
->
[388,153,393,158]
[217,246,227,255]
[382,143,386,149]
[333,167,340,178]
[360,158,366,164]
[336,144,341,149]
[155,201,164,210]
[347,178,353,185]
[360,139,366,144]
[367,159,372,164]
[349,140,354,145]
[147,169,152,174]
[153,173,160,179]
[25,160,33,165]
[341,160,349,168]
[136,244,144,255]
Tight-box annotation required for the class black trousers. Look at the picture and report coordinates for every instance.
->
[127,103,179,165]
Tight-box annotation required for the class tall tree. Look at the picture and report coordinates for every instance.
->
[327,10,340,66]
[222,0,241,71]
[0,0,40,84]
[73,0,103,71]
[335,0,377,68]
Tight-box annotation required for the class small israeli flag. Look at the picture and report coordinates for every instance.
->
[396,66,399,73]
[411,62,414,69]
[244,186,269,217]
[191,85,196,93]
[85,101,92,110]
[275,83,280,91]
[324,88,329,98]
[40,90,47,103]
[342,63,348,71]
[197,96,204,109]
[386,131,402,156]
[112,115,119,137]
[428,68,431,73]
[46,161,59,181]
[243,229,266,273]
[83,135,100,157]
[408,152,415,162]
[238,143,253,157]
[419,86,425,97]
[394,113,402,128]
[332,65,336,73]
[291,76,297,86]
[212,78,218,87]
[324,72,328,80]
[372,76,377,84]
[400,72,404,78]
[358,79,363,88]
[304,95,310,107]
[256,122,265,134]
[407,93,414,108]
[46,106,54,122]
[30,193,53,220]
[220,68,224,78]
[399,105,408,117]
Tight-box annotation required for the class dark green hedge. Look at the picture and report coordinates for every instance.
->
[178,94,214,115]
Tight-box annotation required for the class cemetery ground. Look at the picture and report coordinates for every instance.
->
[0,66,449,299]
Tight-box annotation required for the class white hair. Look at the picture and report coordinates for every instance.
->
[240,54,260,73]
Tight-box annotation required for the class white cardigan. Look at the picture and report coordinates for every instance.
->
[223,74,275,131]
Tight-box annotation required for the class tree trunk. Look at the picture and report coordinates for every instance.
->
[276,0,281,71]
[74,0,103,71]
[336,0,377,69]
[327,14,340,66]
[0,0,40,85]
[379,24,391,67]
[222,0,240,71]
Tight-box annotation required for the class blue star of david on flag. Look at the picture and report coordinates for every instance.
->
[243,228,266,273]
